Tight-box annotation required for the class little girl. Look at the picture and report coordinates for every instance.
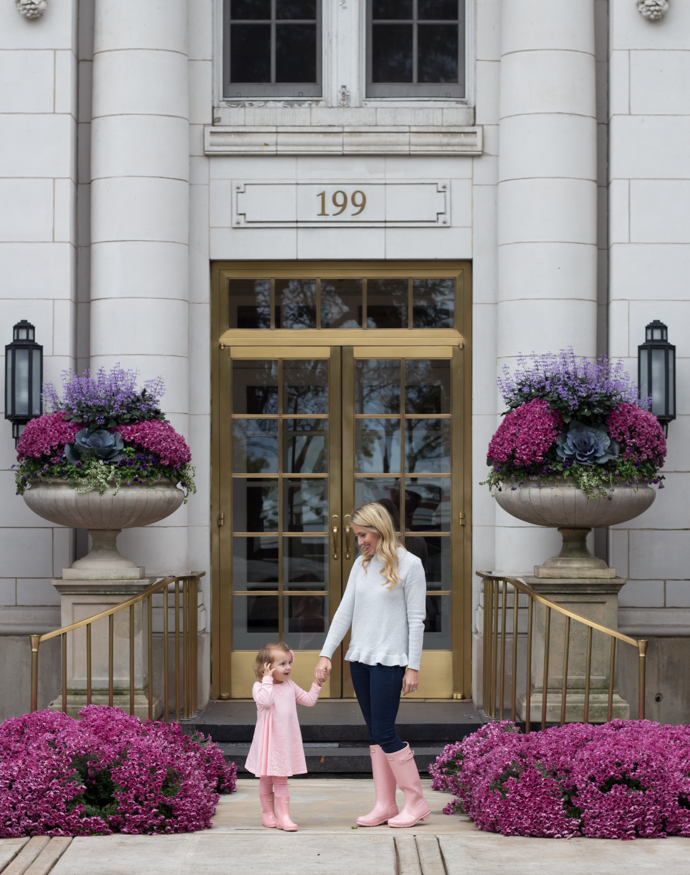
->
[244,642,322,831]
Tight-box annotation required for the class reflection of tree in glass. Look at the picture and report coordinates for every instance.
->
[321,280,362,329]
[287,420,326,474]
[412,279,454,328]
[284,361,328,414]
[286,482,327,531]
[405,360,450,414]
[405,419,450,472]
[357,420,400,473]
[276,280,316,329]
[356,360,400,414]
[233,420,278,473]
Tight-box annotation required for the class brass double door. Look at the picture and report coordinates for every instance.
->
[218,343,467,699]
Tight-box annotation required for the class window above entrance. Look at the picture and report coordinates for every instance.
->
[227,276,456,331]
[223,0,322,98]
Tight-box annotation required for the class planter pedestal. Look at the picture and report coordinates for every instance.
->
[49,578,162,719]
[517,576,630,724]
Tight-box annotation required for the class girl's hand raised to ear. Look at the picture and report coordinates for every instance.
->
[262,661,274,678]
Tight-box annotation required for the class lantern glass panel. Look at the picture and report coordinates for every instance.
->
[5,354,13,417]
[14,348,30,416]
[32,348,41,416]
[639,348,649,400]
[668,352,675,417]
[650,348,666,417]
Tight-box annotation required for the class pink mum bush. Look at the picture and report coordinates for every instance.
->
[0,706,236,837]
[16,413,81,462]
[607,403,667,466]
[118,420,192,469]
[487,399,563,467]
[430,720,690,840]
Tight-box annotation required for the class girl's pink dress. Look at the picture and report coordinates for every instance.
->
[245,676,321,777]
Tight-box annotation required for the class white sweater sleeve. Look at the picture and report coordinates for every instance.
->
[404,557,427,671]
[319,560,358,659]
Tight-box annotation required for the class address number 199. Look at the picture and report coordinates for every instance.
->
[317,189,367,217]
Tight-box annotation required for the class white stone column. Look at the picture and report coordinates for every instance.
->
[495,0,599,572]
[89,0,190,571]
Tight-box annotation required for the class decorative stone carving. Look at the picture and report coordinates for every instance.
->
[637,0,669,20]
[16,0,48,19]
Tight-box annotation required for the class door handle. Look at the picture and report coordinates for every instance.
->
[331,514,340,561]
[344,514,352,560]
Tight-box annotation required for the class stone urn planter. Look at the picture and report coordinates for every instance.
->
[494,481,655,578]
[23,480,184,579]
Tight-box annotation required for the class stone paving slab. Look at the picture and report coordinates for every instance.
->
[440,834,689,874]
[51,834,396,875]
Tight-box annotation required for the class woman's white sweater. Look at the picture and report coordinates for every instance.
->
[319,547,426,670]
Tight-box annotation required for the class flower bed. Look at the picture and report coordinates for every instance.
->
[484,350,666,497]
[14,365,195,498]
[430,721,690,840]
[0,707,236,837]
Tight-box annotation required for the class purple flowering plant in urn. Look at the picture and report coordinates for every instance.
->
[483,350,666,577]
[15,366,196,580]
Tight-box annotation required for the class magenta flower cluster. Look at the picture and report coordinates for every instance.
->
[607,403,667,465]
[0,706,236,837]
[487,400,563,467]
[119,421,192,469]
[430,720,690,840]
[16,413,81,462]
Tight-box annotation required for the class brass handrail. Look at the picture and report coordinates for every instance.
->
[29,572,204,722]
[478,572,647,731]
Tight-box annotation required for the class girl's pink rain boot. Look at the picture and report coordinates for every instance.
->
[385,744,431,829]
[275,797,299,832]
[356,745,399,826]
[260,794,277,828]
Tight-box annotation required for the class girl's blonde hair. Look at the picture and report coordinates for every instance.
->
[253,642,292,680]
[351,502,403,589]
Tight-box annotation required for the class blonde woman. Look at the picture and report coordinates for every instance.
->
[314,502,429,828]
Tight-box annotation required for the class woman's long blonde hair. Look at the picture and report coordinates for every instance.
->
[351,502,403,589]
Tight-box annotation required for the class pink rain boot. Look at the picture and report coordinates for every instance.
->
[260,794,277,828]
[275,797,299,832]
[356,745,399,827]
[386,744,431,829]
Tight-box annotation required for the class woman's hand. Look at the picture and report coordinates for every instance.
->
[402,668,419,696]
[262,661,274,678]
[315,656,331,684]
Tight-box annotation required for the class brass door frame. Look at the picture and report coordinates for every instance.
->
[211,260,472,700]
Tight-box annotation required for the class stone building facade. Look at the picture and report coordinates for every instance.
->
[1,0,688,719]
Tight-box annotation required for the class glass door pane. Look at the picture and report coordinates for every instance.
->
[221,348,341,697]
[342,347,455,697]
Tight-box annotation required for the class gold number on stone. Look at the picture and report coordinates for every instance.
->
[332,190,348,215]
[351,190,366,215]
[315,189,368,217]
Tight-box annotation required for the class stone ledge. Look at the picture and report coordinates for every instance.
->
[204,125,483,156]
[619,607,690,637]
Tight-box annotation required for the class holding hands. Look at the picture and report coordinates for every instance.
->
[314,656,331,685]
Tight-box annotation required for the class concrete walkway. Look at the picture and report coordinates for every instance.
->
[0,779,687,874]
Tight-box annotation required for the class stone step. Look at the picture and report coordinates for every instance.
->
[219,743,445,776]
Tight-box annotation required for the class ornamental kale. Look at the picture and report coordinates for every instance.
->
[65,429,126,465]
[498,349,641,422]
[555,421,620,466]
[0,706,237,837]
[431,720,690,840]
[43,365,164,430]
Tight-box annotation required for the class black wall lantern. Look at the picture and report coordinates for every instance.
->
[5,320,43,444]
[638,320,676,435]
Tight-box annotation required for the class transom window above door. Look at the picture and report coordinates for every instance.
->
[223,0,321,98]
[226,276,456,330]
[368,0,466,98]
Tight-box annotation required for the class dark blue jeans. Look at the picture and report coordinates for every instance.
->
[349,661,406,754]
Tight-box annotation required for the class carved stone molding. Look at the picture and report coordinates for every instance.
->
[16,0,47,19]
[637,0,669,20]
[205,125,483,157]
